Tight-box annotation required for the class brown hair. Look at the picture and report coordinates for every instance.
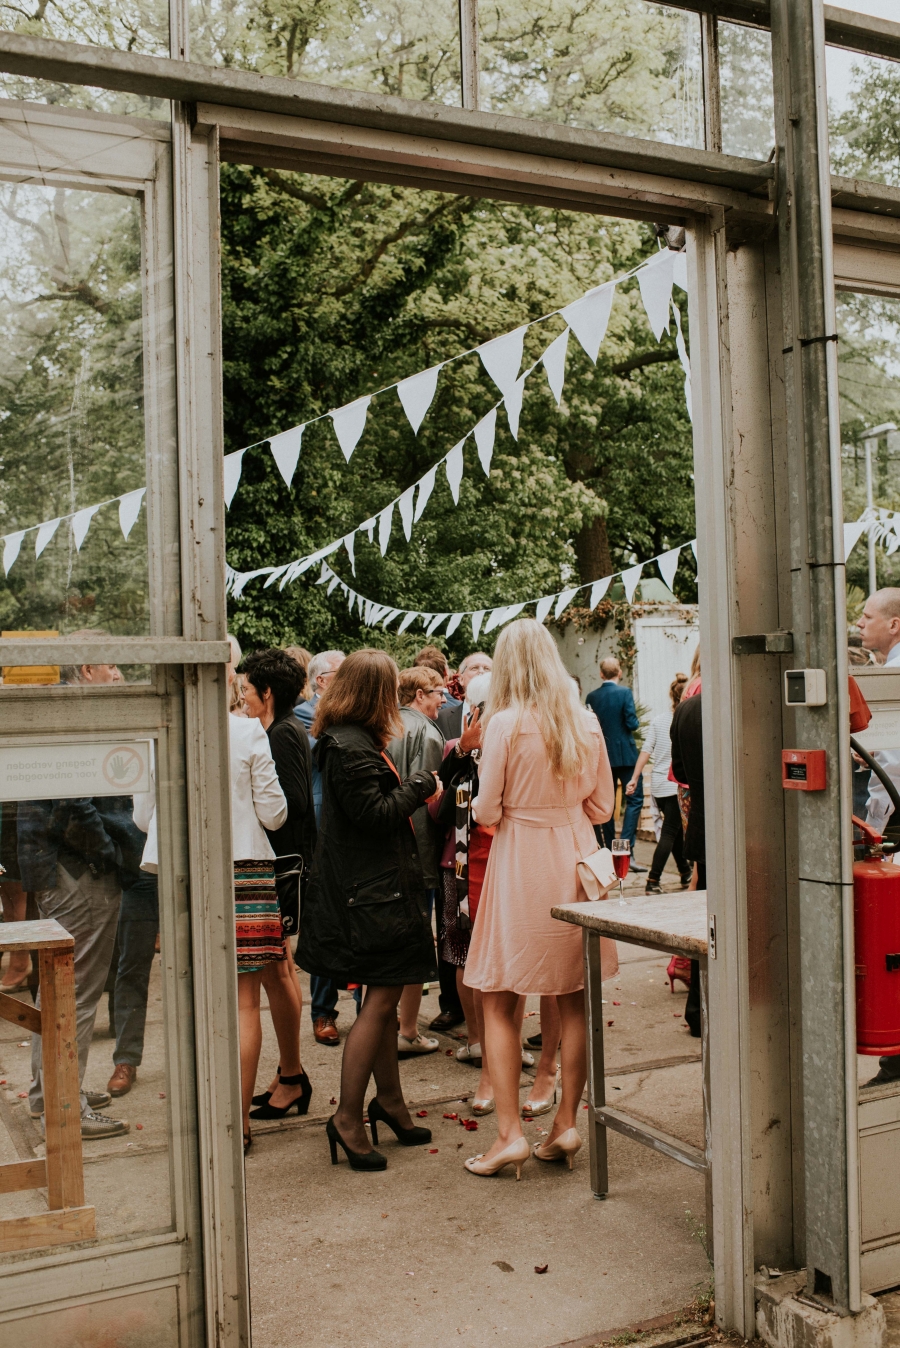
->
[284,645,311,697]
[414,645,449,677]
[670,672,688,709]
[398,666,442,706]
[312,648,403,747]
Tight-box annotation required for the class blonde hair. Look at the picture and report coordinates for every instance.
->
[484,619,596,779]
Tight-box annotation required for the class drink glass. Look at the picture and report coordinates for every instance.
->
[611,838,631,905]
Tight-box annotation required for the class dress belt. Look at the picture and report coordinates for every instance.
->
[500,806,583,828]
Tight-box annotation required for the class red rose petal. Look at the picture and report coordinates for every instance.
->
[416,1110,428,1117]
[330,1096,337,1104]
[443,1113,458,1119]
[429,1148,438,1153]
[446,1049,454,1056]
[17,1091,27,1098]
[607,1020,614,1026]
[613,1001,621,1006]
[535,1264,549,1274]
[136,1123,143,1130]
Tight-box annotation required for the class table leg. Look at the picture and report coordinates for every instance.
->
[40,947,85,1212]
[700,960,712,1258]
[583,928,608,1199]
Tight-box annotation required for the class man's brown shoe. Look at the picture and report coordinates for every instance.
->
[313,1016,339,1046]
[108,1063,137,1096]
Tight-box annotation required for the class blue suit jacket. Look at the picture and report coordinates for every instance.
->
[585,681,640,768]
[294,696,322,821]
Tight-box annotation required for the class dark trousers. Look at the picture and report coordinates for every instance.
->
[113,874,159,1067]
[649,794,688,882]
[685,860,705,1038]
[599,765,643,851]
[310,974,339,1024]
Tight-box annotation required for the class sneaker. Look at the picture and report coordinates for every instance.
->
[397,1032,439,1055]
[679,870,694,887]
[80,1108,130,1139]
[31,1088,110,1119]
[644,880,662,894]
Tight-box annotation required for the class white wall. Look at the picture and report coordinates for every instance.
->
[633,611,699,722]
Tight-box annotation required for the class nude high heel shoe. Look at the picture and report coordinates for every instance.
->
[522,1070,560,1118]
[532,1127,582,1170]
[464,1136,530,1180]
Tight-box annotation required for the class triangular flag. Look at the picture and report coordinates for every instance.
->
[72,504,101,551]
[446,613,464,637]
[445,441,465,504]
[397,364,442,434]
[378,502,394,556]
[542,329,569,405]
[398,485,415,541]
[264,563,292,588]
[364,600,374,625]
[343,532,356,575]
[535,595,554,624]
[672,250,688,292]
[672,301,692,422]
[501,602,527,625]
[560,285,614,364]
[478,325,527,397]
[269,425,304,488]
[331,396,371,461]
[224,449,246,508]
[554,587,579,619]
[347,589,357,612]
[657,547,681,591]
[474,408,497,475]
[315,563,330,585]
[471,610,486,640]
[483,607,507,634]
[690,539,698,560]
[844,520,868,560]
[414,466,437,523]
[426,613,450,636]
[360,516,377,544]
[622,563,644,602]
[3,530,25,575]
[589,577,611,608]
[397,612,419,633]
[504,374,526,441]
[118,488,145,540]
[35,517,61,558]
[327,575,340,596]
[638,250,676,341]
[382,609,403,628]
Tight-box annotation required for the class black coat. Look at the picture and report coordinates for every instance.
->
[670,693,705,863]
[265,711,317,872]
[297,723,438,986]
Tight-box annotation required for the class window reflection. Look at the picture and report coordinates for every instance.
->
[718,21,774,161]
[829,46,900,188]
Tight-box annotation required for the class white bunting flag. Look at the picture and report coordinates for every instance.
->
[364,600,374,625]
[445,441,465,504]
[504,374,526,441]
[622,563,644,602]
[638,249,676,341]
[474,408,497,475]
[315,563,330,585]
[690,539,698,560]
[554,587,580,619]
[397,611,419,634]
[672,250,688,292]
[482,607,505,634]
[347,588,357,612]
[327,575,340,596]
[844,520,868,560]
[360,516,377,544]
[657,547,681,591]
[426,613,450,636]
[542,329,569,406]
[378,502,394,556]
[343,532,356,575]
[478,325,527,397]
[397,485,416,541]
[471,610,486,640]
[589,577,611,608]
[269,425,305,488]
[397,364,442,434]
[224,449,246,508]
[118,488,145,540]
[34,517,61,558]
[501,602,527,625]
[560,285,614,364]
[331,396,371,462]
[264,563,292,588]
[414,466,437,523]
[672,302,692,422]
[72,504,101,552]
[3,530,25,575]
[382,609,402,627]
[445,613,464,637]
[535,595,555,624]
[357,593,365,616]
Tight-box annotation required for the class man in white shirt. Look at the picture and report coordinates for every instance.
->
[858,589,900,838]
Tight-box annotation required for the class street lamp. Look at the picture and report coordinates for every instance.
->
[863,422,897,595]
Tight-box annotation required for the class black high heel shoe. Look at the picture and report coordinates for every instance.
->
[367,1097,432,1147]
[252,1063,280,1109]
[249,1070,312,1119]
[326,1116,387,1171]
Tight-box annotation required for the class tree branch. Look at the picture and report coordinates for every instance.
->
[259,169,330,212]
[610,349,679,376]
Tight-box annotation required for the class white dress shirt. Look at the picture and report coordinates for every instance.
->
[866,642,900,835]
[229,714,287,861]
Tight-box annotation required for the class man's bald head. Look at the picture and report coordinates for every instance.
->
[858,588,900,657]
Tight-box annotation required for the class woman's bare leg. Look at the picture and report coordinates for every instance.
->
[546,989,587,1145]
[525,995,561,1106]
[238,969,265,1138]
[261,946,304,1107]
[0,882,29,986]
[477,989,526,1160]
[398,983,424,1040]
[333,985,405,1153]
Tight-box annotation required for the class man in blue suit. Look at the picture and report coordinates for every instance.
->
[585,657,647,870]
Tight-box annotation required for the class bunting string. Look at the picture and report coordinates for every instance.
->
[0,488,146,578]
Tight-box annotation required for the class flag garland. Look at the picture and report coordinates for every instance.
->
[0,488,146,578]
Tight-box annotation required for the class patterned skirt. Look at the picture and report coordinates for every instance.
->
[234,860,286,972]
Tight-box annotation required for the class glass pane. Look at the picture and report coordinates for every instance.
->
[718,22,774,161]
[190,0,462,106]
[0,745,181,1252]
[828,46,900,187]
[478,0,703,147]
[831,0,897,18]
[0,184,152,651]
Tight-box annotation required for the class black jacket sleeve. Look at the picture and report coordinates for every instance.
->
[328,743,434,832]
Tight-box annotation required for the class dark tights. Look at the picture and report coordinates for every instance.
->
[649,794,688,882]
[332,985,414,1152]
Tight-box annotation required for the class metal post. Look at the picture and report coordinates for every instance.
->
[866,438,877,595]
[458,0,480,111]
[770,0,858,1313]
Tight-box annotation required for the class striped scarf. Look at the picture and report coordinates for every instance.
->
[454,777,472,931]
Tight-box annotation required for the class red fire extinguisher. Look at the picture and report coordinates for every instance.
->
[851,736,900,1057]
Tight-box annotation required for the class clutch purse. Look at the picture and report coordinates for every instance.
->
[559,782,616,901]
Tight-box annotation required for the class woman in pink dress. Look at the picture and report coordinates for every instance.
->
[463,619,616,1180]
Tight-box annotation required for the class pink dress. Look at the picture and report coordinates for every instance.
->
[464,708,618,996]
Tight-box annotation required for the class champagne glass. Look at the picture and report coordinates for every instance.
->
[611,838,631,905]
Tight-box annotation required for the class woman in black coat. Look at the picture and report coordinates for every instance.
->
[298,649,439,1171]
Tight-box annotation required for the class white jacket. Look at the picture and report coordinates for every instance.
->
[229,714,287,861]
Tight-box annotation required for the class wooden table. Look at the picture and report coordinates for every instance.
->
[552,893,710,1207]
[0,918,95,1252]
